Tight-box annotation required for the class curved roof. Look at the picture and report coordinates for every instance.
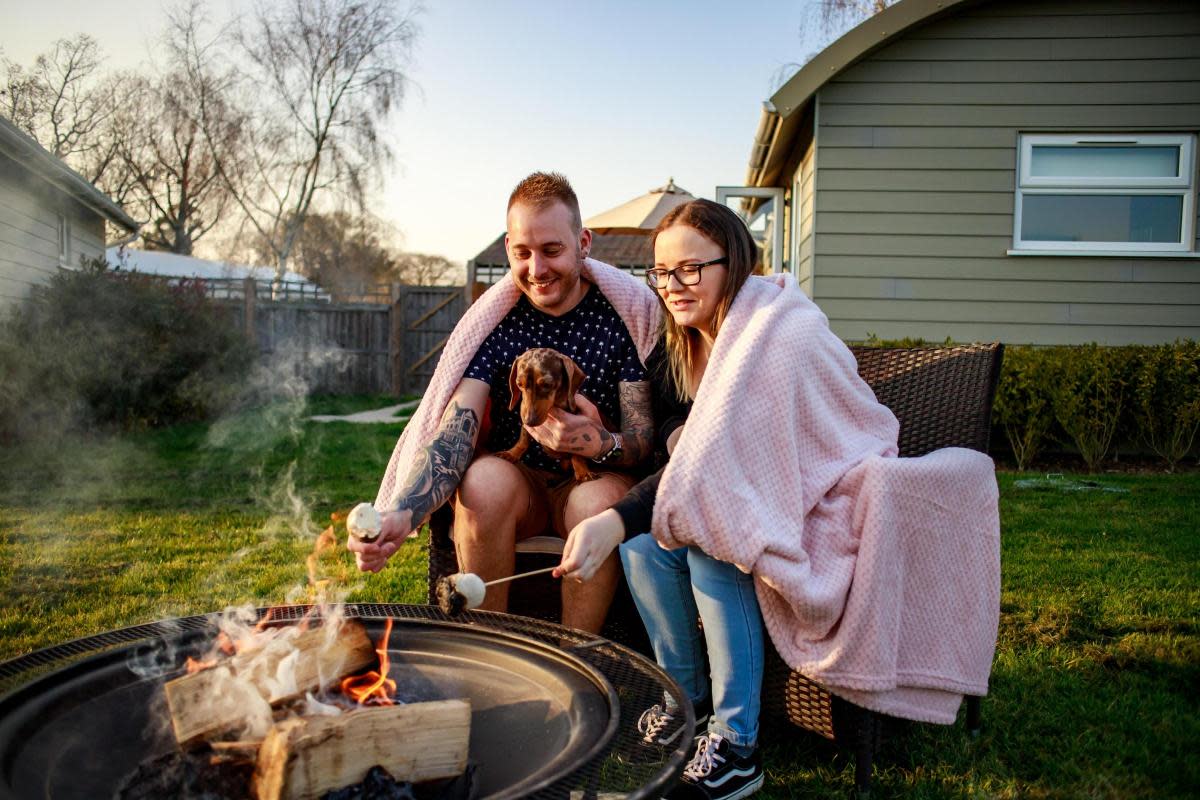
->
[746,0,981,187]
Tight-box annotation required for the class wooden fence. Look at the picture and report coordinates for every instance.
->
[213,278,466,396]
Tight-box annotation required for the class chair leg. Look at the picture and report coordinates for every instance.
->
[854,709,879,799]
[966,695,982,738]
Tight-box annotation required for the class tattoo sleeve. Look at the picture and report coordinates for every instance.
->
[395,401,479,526]
[616,381,654,466]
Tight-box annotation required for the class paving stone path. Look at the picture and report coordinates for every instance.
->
[308,398,421,424]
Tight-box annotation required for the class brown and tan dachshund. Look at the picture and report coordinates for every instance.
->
[495,347,599,482]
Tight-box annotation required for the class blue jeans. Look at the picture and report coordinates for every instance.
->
[619,533,765,749]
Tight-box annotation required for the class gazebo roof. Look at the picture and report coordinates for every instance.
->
[472,231,653,268]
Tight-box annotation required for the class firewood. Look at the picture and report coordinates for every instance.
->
[252,699,471,800]
[166,621,376,745]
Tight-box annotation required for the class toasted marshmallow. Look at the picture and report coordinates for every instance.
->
[346,503,382,542]
[452,573,486,610]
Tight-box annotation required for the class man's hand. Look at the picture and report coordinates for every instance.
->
[555,508,626,582]
[525,395,609,459]
[347,509,414,573]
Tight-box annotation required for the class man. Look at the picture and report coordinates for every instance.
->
[348,172,658,633]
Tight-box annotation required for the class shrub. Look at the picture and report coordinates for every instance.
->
[0,258,255,442]
[1132,341,1200,471]
[993,346,1056,471]
[1049,344,1127,472]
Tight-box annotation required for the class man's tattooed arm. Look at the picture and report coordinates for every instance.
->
[600,380,653,467]
[395,400,480,527]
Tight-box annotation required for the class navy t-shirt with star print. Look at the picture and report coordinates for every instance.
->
[464,285,646,475]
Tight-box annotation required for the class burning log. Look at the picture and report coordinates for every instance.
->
[166,621,375,745]
[252,699,471,800]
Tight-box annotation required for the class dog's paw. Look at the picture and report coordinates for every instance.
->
[494,449,520,464]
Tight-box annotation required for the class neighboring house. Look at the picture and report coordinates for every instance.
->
[734,0,1200,345]
[468,233,653,285]
[0,115,138,313]
[106,247,327,300]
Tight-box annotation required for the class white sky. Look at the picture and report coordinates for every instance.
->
[2,1,833,266]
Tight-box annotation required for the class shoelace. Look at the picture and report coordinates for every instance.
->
[683,733,726,780]
[637,704,675,743]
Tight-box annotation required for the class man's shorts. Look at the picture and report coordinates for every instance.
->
[454,456,636,539]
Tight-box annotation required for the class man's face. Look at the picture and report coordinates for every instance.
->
[505,200,591,316]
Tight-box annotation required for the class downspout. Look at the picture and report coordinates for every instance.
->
[746,101,782,188]
[811,93,819,301]
[107,229,141,250]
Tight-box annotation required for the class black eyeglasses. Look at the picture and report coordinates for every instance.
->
[645,257,728,289]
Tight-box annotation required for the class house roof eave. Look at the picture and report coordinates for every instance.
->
[749,0,982,188]
[0,116,139,233]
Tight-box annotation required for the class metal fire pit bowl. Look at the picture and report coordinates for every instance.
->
[0,603,693,799]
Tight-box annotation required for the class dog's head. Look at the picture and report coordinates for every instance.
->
[506,347,586,426]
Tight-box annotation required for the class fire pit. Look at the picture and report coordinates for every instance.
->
[0,604,692,799]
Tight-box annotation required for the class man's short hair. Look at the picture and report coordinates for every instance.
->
[507,171,582,233]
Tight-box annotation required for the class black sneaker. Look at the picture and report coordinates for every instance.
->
[616,698,711,764]
[666,732,763,800]
[638,701,711,747]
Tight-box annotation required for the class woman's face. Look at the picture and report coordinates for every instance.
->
[653,224,728,335]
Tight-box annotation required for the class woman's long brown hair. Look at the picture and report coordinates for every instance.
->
[651,199,759,401]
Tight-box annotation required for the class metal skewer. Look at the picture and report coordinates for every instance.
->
[483,566,558,587]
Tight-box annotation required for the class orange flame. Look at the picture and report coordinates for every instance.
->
[340,618,396,706]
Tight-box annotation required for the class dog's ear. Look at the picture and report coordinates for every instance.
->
[507,357,522,411]
[555,353,587,412]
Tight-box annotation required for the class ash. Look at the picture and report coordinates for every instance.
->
[321,764,477,800]
[115,746,253,799]
[116,750,477,800]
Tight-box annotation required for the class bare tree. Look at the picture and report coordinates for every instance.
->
[393,252,461,286]
[115,3,245,254]
[283,209,398,290]
[775,0,895,90]
[216,0,420,289]
[1,35,125,192]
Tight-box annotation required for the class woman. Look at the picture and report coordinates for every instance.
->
[554,198,768,800]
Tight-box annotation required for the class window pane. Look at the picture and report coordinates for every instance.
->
[1021,194,1183,243]
[1030,146,1179,179]
[724,196,776,271]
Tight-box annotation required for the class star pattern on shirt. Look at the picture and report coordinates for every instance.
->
[464,288,646,474]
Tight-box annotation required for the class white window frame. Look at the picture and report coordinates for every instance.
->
[57,213,71,266]
[1012,133,1196,254]
[715,186,786,273]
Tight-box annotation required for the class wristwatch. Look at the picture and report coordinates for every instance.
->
[593,433,624,465]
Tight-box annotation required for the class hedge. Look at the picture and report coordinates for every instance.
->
[994,342,1198,471]
[0,258,256,444]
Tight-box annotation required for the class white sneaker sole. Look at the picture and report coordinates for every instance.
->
[709,773,764,800]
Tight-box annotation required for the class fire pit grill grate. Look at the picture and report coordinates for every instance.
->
[0,603,692,799]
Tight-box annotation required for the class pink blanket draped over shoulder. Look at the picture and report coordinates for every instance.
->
[652,274,1001,724]
[374,258,662,514]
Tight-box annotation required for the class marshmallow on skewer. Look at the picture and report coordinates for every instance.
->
[437,572,487,616]
[346,502,382,543]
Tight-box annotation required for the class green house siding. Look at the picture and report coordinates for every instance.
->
[809,0,1200,346]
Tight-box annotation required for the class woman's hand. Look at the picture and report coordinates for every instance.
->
[555,508,626,582]
[346,509,413,573]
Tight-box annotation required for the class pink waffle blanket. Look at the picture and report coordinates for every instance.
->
[374,258,661,513]
[652,274,1001,724]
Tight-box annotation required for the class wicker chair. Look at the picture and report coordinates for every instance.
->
[427,342,1005,796]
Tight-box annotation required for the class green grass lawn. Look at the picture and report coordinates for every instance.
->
[0,401,1196,798]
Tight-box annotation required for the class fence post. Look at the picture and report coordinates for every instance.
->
[389,283,408,397]
[242,277,257,342]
